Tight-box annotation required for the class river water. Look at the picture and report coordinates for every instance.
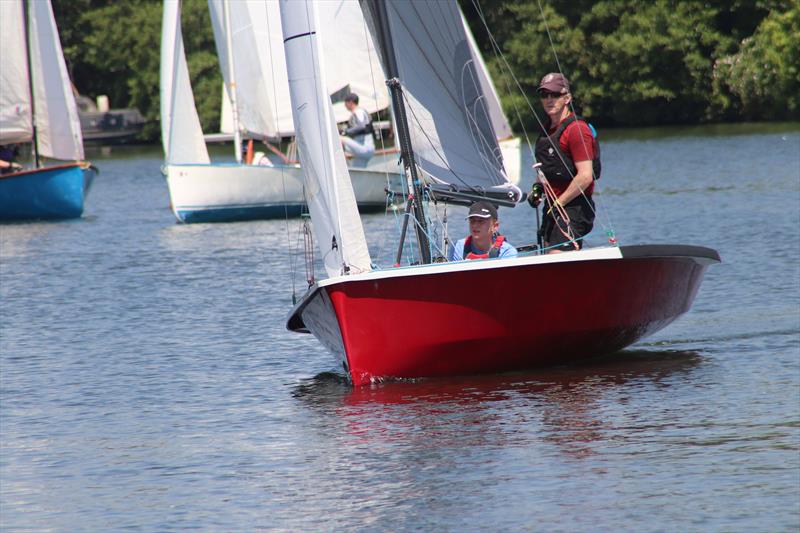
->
[1,123,798,531]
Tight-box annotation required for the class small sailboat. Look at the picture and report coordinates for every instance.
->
[283,0,720,386]
[0,0,97,221]
[160,0,398,223]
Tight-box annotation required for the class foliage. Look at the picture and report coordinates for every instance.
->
[713,6,800,119]
[51,1,798,141]
[462,0,798,130]
[53,0,220,141]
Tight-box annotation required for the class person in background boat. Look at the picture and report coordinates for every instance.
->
[340,92,375,168]
[0,145,22,174]
[533,73,600,253]
[448,201,518,261]
[251,150,274,167]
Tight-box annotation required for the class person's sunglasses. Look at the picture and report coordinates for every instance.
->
[539,91,564,99]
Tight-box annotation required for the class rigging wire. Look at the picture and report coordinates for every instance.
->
[360,6,396,266]
[534,0,605,221]
[469,0,618,246]
[535,0,616,243]
[370,2,525,264]
[262,0,300,298]
[400,88,502,196]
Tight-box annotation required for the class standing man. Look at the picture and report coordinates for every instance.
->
[340,93,375,167]
[533,73,601,253]
[449,201,518,261]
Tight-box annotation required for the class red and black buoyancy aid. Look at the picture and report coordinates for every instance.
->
[464,235,506,260]
[534,115,601,186]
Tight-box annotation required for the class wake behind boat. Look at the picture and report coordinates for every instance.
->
[281,0,720,385]
[0,0,96,221]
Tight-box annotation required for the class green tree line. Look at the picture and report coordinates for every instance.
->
[53,0,798,142]
[463,0,799,130]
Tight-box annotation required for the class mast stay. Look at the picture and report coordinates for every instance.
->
[368,0,432,265]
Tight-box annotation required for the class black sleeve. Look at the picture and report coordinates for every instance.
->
[343,122,374,137]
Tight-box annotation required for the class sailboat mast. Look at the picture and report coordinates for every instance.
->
[21,0,40,168]
[222,0,242,163]
[370,0,431,264]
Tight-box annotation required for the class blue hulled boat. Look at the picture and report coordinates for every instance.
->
[0,0,96,221]
[0,163,96,220]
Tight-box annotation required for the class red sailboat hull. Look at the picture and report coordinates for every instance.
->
[287,245,719,386]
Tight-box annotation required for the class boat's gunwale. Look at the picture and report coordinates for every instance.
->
[620,243,720,263]
[0,162,87,180]
[286,243,720,332]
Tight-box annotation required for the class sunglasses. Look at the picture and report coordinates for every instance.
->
[539,91,565,99]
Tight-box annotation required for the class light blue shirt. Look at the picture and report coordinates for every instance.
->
[448,237,518,261]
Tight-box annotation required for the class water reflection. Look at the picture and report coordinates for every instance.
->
[0,219,83,260]
[293,350,702,459]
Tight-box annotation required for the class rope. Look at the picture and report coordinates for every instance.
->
[534,0,596,213]
[534,0,620,243]
[392,200,417,265]
[408,210,449,259]
[540,175,577,249]
[470,0,618,248]
[534,228,602,254]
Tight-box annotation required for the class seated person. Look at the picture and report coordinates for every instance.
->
[448,200,518,261]
[340,92,375,168]
[0,145,22,174]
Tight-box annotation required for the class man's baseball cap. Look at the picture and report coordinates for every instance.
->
[537,73,570,94]
[467,201,498,219]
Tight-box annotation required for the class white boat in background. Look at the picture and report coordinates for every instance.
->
[161,0,400,223]
[0,0,96,220]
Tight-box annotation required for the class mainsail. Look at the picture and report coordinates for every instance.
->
[160,0,210,164]
[360,0,520,200]
[0,1,31,145]
[210,0,388,140]
[0,0,84,161]
[208,0,281,139]
[279,0,372,278]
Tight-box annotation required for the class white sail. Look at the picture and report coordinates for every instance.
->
[208,0,281,138]
[320,0,388,118]
[0,0,84,160]
[361,0,520,199]
[209,0,388,139]
[161,0,210,164]
[279,0,372,278]
[0,1,32,145]
[27,0,84,161]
